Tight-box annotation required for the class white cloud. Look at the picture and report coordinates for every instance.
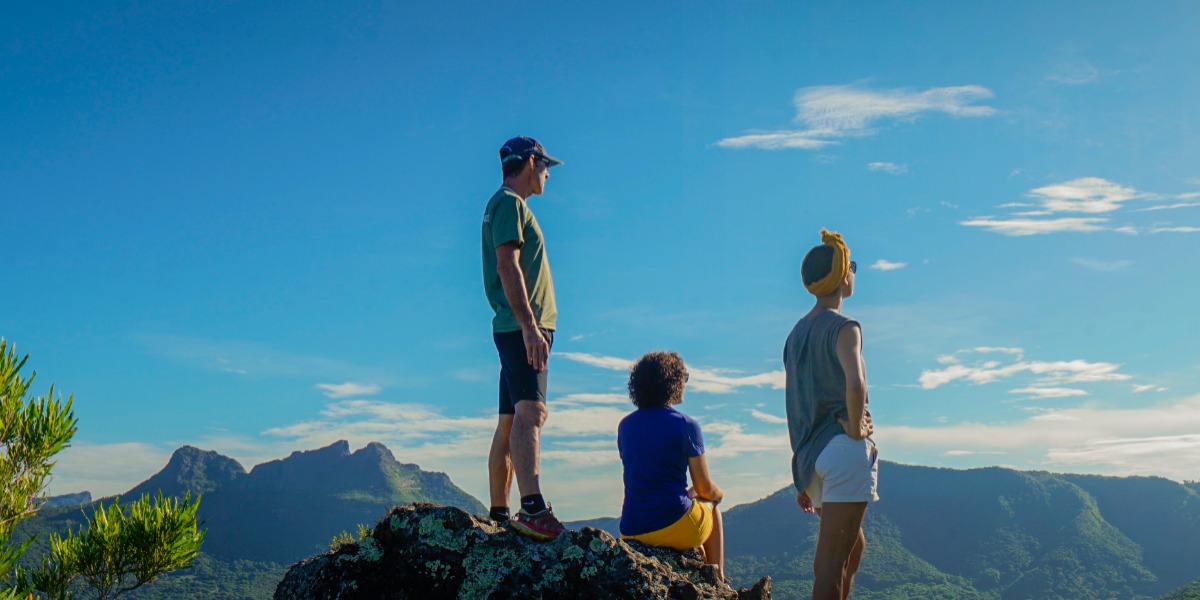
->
[1071,258,1133,272]
[867,162,908,174]
[718,84,996,150]
[716,129,841,150]
[943,450,1008,456]
[1133,202,1200,212]
[749,409,788,425]
[878,394,1200,482]
[702,420,788,457]
[49,442,175,498]
[1028,178,1143,214]
[964,178,1199,236]
[316,382,381,399]
[870,259,908,271]
[138,334,389,381]
[1009,387,1089,399]
[556,352,632,371]
[959,216,1108,236]
[919,347,1132,392]
[558,352,784,394]
[797,85,996,130]
[556,393,631,406]
[1132,384,1167,393]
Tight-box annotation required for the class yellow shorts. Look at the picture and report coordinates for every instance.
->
[621,499,714,551]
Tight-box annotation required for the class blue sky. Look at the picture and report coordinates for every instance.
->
[4,2,1199,520]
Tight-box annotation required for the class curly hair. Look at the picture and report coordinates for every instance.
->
[628,351,689,408]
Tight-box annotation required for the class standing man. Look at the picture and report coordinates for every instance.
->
[481,136,565,540]
[783,229,878,600]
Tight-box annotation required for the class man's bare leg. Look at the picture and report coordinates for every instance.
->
[812,502,867,600]
[488,414,516,511]
[510,400,547,497]
[701,503,726,582]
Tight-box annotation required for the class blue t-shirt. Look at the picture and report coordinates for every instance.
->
[617,406,705,536]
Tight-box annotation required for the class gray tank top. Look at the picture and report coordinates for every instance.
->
[783,309,866,492]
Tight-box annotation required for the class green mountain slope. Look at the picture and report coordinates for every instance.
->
[1159,576,1200,600]
[16,440,486,598]
[723,461,1200,600]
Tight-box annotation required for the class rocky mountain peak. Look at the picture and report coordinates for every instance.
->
[122,445,246,500]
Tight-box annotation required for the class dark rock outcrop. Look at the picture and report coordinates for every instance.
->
[276,503,771,599]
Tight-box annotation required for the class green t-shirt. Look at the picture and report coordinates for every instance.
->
[481,188,557,333]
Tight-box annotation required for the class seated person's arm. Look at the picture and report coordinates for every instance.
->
[687,454,724,505]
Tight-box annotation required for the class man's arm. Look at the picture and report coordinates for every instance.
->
[835,323,872,440]
[495,241,549,371]
[687,454,724,505]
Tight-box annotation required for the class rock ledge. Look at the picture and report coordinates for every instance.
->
[276,503,770,599]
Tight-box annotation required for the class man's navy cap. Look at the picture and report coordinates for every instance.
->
[499,136,563,167]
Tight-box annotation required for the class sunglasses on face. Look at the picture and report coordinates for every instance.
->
[849,260,857,274]
[535,156,552,169]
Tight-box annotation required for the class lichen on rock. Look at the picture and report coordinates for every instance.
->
[276,502,771,599]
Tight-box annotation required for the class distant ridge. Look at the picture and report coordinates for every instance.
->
[40,491,92,508]
[722,461,1200,599]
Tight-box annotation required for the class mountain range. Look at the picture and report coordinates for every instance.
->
[18,444,1200,599]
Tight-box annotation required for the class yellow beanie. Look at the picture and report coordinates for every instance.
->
[804,229,851,297]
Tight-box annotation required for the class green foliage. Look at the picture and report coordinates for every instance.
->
[1,341,204,600]
[1,339,79,598]
[120,555,284,600]
[328,523,372,552]
[16,492,206,599]
[1159,575,1200,600]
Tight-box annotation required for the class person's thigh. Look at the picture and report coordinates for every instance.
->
[494,330,553,409]
[815,502,868,565]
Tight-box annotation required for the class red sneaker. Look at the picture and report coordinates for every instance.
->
[509,506,565,541]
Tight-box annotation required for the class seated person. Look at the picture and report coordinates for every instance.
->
[618,351,726,582]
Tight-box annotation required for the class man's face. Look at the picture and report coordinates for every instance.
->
[529,155,551,195]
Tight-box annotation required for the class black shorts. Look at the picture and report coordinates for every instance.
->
[493,329,554,415]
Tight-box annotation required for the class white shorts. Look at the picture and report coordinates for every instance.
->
[805,434,879,508]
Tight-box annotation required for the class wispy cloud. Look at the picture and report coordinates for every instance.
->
[867,161,908,174]
[919,347,1132,393]
[1132,202,1200,212]
[1133,384,1167,393]
[1009,387,1089,399]
[962,178,1200,236]
[1071,258,1133,272]
[880,394,1200,482]
[138,334,393,382]
[959,216,1108,236]
[718,84,996,150]
[1046,61,1100,85]
[870,259,908,271]
[316,382,381,399]
[1027,178,1144,214]
[558,352,784,394]
[749,409,788,425]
